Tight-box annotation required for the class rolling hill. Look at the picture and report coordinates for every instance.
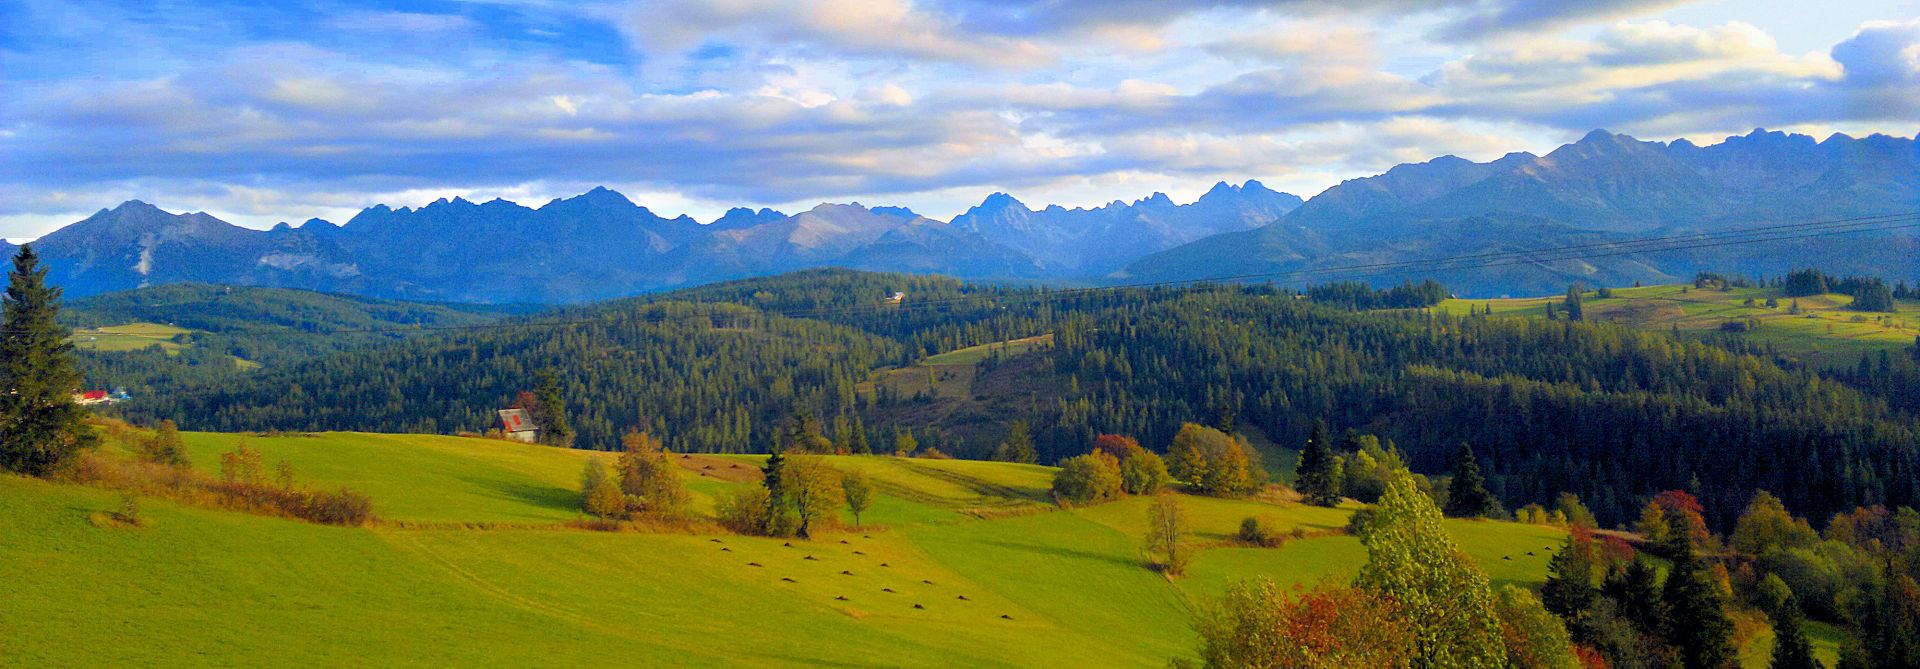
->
[98,269,1920,529]
[1434,283,1920,370]
[0,427,1567,668]
[61,283,525,394]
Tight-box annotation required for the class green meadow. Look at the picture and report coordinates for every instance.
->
[1437,283,1920,368]
[70,322,191,353]
[5,430,1567,668]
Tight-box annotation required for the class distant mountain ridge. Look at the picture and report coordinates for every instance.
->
[1125,128,1920,295]
[15,128,1919,302]
[22,179,1298,302]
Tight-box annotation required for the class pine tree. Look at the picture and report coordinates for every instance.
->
[1565,285,1585,322]
[1295,421,1342,506]
[1444,443,1498,518]
[0,245,95,476]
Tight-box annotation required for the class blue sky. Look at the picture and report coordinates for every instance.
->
[1,0,1916,238]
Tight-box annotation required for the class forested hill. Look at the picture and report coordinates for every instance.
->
[65,283,526,332]
[114,269,1920,528]
[64,284,527,393]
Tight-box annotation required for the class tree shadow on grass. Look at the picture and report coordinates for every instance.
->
[977,538,1142,570]
[457,475,580,517]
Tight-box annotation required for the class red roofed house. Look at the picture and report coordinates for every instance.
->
[497,408,539,443]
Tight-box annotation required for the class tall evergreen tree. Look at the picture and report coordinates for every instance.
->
[848,414,871,455]
[1760,576,1820,669]
[1661,513,1735,669]
[1541,528,1599,620]
[1445,443,1498,518]
[1295,421,1342,506]
[0,245,95,476]
[1565,285,1585,322]
[531,369,574,447]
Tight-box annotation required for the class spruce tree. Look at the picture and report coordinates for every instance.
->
[0,245,95,476]
[1762,576,1820,669]
[532,369,573,447]
[849,415,870,455]
[1444,443,1497,518]
[1295,421,1341,506]
[1565,285,1585,321]
[1541,529,1598,620]
[1661,513,1735,669]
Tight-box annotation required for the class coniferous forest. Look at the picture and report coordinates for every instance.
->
[103,269,1920,531]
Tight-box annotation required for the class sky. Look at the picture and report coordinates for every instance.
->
[1,0,1916,240]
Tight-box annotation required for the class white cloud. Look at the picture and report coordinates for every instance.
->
[2,1,1918,238]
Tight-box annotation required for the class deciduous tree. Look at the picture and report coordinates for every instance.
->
[1053,451,1124,504]
[1146,492,1189,576]
[842,469,874,527]
[1120,448,1171,496]
[1356,469,1506,668]
[1192,579,1415,669]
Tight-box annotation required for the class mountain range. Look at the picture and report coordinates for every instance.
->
[10,128,1917,302]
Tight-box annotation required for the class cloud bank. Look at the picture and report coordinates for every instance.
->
[0,0,1915,236]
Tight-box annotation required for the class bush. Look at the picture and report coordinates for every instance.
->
[717,485,772,535]
[303,488,374,526]
[1052,451,1124,505]
[1120,448,1171,495]
[1237,516,1284,547]
[1193,579,1414,668]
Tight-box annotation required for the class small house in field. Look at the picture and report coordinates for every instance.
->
[71,390,112,406]
[497,408,538,443]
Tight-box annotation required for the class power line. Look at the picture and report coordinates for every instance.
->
[35,210,1920,338]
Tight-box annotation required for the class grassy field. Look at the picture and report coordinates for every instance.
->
[1437,284,1919,368]
[71,322,191,353]
[4,430,1568,667]
[920,333,1054,366]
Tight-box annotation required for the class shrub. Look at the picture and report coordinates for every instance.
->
[616,430,689,517]
[1193,579,1414,669]
[717,485,772,535]
[1120,448,1171,495]
[1052,451,1124,504]
[303,488,374,526]
[1237,516,1284,547]
[580,458,627,519]
[137,420,189,467]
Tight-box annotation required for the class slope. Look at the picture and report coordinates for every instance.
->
[1,429,1564,668]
